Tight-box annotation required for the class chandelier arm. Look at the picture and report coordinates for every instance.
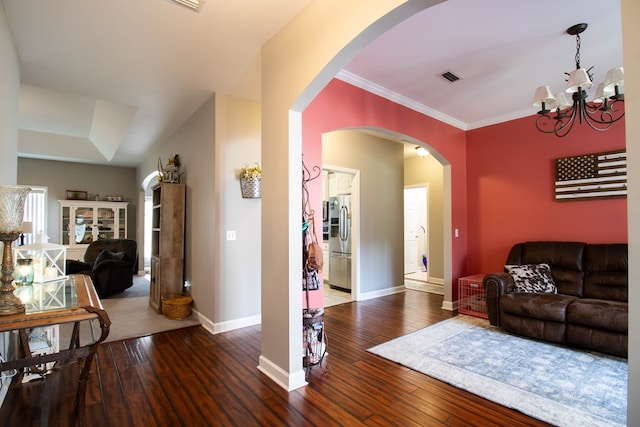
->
[535,114,559,134]
[581,109,624,132]
[535,105,578,137]
[554,106,578,137]
[583,101,626,125]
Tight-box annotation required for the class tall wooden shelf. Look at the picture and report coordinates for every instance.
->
[149,183,186,313]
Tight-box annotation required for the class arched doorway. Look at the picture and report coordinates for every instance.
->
[260,0,461,390]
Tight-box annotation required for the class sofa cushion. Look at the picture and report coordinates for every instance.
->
[583,244,628,302]
[567,299,628,334]
[94,250,126,266]
[500,292,577,323]
[507,241,586,296]
[566,324,627,358]
[505,263,556,293]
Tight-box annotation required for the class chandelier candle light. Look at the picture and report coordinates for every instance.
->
[0,186,31,315]
[533,23,624,137]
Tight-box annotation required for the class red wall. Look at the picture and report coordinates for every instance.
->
[302,79,467,308]
[466,115,627,274]
[302,78,627,308]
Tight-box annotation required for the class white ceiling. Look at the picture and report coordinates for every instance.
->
[3,0,623,167]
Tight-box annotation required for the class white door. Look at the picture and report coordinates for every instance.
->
[404,186,428,276]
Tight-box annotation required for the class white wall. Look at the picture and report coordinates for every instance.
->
[0,4,19,184]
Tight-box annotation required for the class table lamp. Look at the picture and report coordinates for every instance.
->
[19,221,33,246]
[0,186,31,315]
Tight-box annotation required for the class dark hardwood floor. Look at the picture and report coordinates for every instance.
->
[1,290,551,426]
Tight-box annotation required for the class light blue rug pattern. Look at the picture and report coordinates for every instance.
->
[368,315,627,427]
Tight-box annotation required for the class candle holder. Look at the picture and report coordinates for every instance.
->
[0,186,31,316]
[14,258,35,304]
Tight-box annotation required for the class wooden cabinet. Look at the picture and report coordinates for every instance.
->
[149,183,186,313]
[58,200,129,261]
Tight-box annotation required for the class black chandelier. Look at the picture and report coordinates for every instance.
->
[533,23,624,138]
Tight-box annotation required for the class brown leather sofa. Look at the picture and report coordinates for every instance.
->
[483,241,628,358]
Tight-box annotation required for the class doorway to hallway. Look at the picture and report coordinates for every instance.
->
[404,184,443,295]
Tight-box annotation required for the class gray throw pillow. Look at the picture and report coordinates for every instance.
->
[505,263,557,293]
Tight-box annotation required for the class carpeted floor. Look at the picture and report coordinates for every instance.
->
[368,315,627,427]
[99,275,201,343]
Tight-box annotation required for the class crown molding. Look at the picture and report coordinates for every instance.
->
[335,70,535,132]
[336,70,468,130]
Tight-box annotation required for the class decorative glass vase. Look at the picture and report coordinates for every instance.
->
[0,186,30,233]
[240,177,261,198]
[0,186,31,315]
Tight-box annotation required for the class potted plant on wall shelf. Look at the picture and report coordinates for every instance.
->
[239,163,261,198]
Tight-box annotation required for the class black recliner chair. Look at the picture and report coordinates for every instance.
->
[66,239,138,298]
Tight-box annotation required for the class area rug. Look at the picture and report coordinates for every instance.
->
[99,276,201,343]
[368,315,627,427]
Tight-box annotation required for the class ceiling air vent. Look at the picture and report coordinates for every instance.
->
[439,70,461,83]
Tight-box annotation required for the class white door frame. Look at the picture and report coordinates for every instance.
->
[322,164,360,302]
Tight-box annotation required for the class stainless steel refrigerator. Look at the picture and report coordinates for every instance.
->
[328,195,351,291]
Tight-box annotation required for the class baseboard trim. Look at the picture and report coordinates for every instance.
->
[358,285,405,301]
[428,277,445,285]
[257,355,307,391]
[193,309,261,336]
[442,300,457,311]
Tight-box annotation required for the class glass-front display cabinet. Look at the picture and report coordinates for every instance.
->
[58,200,128,260]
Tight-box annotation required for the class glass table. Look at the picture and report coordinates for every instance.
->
[0,274,110,426]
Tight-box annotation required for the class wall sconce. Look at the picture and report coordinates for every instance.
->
[415,146,430,158]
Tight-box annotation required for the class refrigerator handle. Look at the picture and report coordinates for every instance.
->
[340,206,347,241]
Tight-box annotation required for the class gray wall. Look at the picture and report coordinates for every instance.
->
[323,130,404,292]
[404,154,444,281]
[17,158,137,243]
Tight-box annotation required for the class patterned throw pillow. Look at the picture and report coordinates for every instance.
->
[505,263,557,293]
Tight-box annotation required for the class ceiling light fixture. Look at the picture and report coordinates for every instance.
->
[415,146,429,158]
[532,23,624,138]
[171,0,200,11]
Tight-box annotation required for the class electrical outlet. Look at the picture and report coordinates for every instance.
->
[226,230,236,241]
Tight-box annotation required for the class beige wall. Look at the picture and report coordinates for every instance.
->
[323,130,404,292]
[136,94,262,330]
[260,0,443,389]
[17,158,137,243]
[213,94,261,324]
[0,4,19,184]
[405,154,444,280]
[621,0,639,424]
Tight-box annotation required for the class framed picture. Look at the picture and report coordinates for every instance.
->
[66,190,88,200]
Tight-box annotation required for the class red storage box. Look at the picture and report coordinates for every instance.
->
[458,274,488,319]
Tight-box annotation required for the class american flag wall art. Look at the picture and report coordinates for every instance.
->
[554,150,627,201]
